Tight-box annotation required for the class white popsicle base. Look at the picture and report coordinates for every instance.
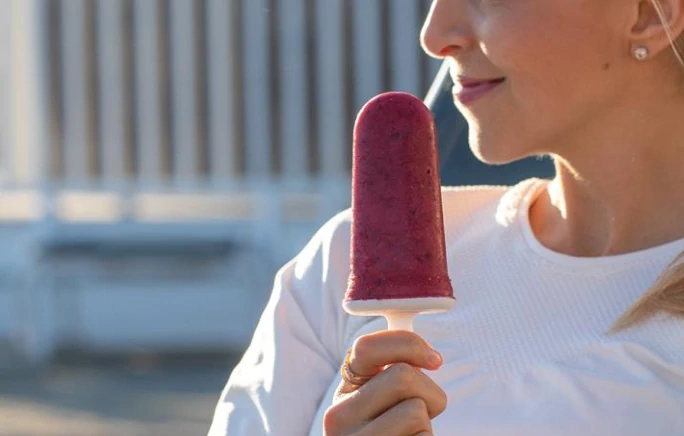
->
[343,297,455,315]
[343,297,456,332]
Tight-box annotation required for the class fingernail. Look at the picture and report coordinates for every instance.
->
[428,349,443,367]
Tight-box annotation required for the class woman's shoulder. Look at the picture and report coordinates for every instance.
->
[440,183,511,220]
[311,178,546,248]
[290,181,525,291]
[440,178,546,237]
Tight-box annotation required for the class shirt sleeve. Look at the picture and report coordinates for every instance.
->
[207,210,353,436]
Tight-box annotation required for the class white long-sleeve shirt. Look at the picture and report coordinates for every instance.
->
[208,178,684,436]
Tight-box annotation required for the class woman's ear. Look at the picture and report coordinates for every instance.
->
[630,0,684,56]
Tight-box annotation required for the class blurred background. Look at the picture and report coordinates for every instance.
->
[1,0,552,434]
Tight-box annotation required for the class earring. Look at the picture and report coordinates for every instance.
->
[633,46,649,60]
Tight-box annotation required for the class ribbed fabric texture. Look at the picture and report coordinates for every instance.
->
[210,177,684,436]
[434,178,684,381]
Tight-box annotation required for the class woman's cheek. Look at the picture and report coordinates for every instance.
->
[478,18,536,69]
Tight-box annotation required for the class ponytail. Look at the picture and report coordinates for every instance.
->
[612,252,684,332]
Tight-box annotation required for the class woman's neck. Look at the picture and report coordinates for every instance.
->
[529,101,684,257]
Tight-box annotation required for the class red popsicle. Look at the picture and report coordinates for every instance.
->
[343,92,455,331]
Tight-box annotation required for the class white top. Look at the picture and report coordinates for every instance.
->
[208,178,684,436]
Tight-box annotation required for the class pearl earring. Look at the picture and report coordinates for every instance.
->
[633,46,649,60]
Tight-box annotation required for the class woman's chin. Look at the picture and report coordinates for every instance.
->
[469,138,525,166]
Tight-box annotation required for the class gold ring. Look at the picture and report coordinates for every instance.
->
[340,348,372,387]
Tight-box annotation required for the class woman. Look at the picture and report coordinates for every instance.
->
[209,0,684,434]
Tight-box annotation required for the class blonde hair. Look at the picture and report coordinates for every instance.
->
[613,252,684,331]
[611,0,684,332]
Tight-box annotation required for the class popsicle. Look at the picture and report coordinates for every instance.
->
[343,92,455,331]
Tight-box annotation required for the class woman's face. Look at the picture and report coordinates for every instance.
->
[421,0,635,164]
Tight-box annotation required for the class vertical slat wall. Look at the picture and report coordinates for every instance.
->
[40,0,440,188]
[241,0,272,177]
[205,0,237,181]
[60,0,91,183]
[314,0,346,177]
[132,0,164,183]
[9,0,50,187]
[351,0,383,113]
[390,2,423,95]
[277,0,309,178]
[169,0,200,181]
[96,0,127,183]
[0,2,11,183]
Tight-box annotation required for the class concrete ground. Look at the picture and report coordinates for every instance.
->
[0,353,241,436]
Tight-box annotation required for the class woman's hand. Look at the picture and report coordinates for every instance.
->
[323,330,447,436]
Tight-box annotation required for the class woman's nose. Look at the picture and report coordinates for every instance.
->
[420,0,472,59]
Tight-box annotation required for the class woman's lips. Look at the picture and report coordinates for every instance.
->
[453,78,505,105]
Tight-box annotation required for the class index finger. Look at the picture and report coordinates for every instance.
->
[348,330,443,381]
